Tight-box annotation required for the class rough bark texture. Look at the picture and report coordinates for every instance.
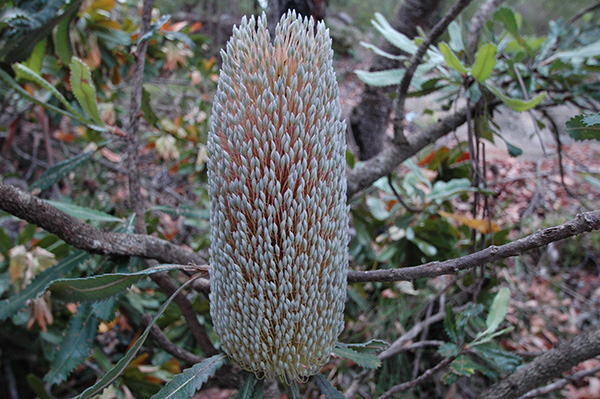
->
[350,0,443,160]
[0,182,205,266]
[479,325,600,399]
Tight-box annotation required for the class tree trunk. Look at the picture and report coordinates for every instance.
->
[268,0,327,35]
[350,0,444,160]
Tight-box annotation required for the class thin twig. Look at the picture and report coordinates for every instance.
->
[141,313,205,364]
[513,65,546,156]
[378,355,456,399]
[348,209,600,283]
[393,0,472,146]
[567,0,600,25]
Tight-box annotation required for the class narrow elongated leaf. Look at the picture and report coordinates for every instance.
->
[24,39,46,74]
[13,62,81,117]
[313,374,347,399]
[235,373,256,399]
[337,339,388,352]
[31,151,95,191]
[448,21,464,52]
[69,57,103,124]
[149,354,227,399]
[485,287,510,333]
[486,84,546,112]
[55,17,73,65]
[45,200,122,222]
[44,302,99,384]
[471,44,497,82]
[0,251,89,320]
[360,42,404,60]
[49,265,195,302]
[554,39,600,59]
[439,42,468,74]
[372,13,418,55]
[74,276,203,399]
[566,114,600,141]
[0,69,106,130]
[138,14,170,45]
[355,68,405,87]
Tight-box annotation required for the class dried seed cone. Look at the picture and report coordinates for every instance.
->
[207,11,348,383]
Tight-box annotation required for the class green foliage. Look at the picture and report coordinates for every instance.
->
[313,373,348,399]
[149,354,227,399]
[566,113,600,141]
[44,302,100,384]
[69,56,102,124]
[49,264,193,302]
[235,373,257,399]
[30,150,96,191]
[74,277,202,399]
[333,339,388,369]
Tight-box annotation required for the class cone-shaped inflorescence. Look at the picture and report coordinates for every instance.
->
[207,11,348,383]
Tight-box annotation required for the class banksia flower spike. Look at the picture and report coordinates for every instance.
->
[207,11,348,383]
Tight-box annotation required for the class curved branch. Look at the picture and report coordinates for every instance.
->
[393,0,472,146]
[348,210,600,283]
[347,106,470,199]
[0,182,205,266]
[478,325,600,399]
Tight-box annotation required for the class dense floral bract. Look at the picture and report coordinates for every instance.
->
[207,11,348,382]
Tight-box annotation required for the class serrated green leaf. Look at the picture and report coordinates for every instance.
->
[235,373,256,399]
[333,339,387,369]
[473,326,514,346]
[313,374,347,399]
[438,342,459,357]
[45,200,122,223]
[44,302,99,384]
[566,114,600,141]
[49,264,193,302]
[472,342,521,373]
[74,276,203,399]
[486,84,546,112]
[486,287,510,332]
[333,346,381,369]
[471,44,497,82]
[252,379,264,399]
[30,150,95,191]
[439,42,468,74]
[149,354,227,399]
[0,251,89,320]
[355,68,405,87]
[55,17,73,65]
[336,339,389,352]
[69,56,103,125]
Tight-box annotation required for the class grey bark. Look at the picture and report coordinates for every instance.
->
[350,0,444,160]
[479,325,600,399]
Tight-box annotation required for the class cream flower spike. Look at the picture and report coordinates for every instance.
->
[207,10,349,383]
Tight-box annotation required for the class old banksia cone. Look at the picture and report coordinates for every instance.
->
[207,11,348,383]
